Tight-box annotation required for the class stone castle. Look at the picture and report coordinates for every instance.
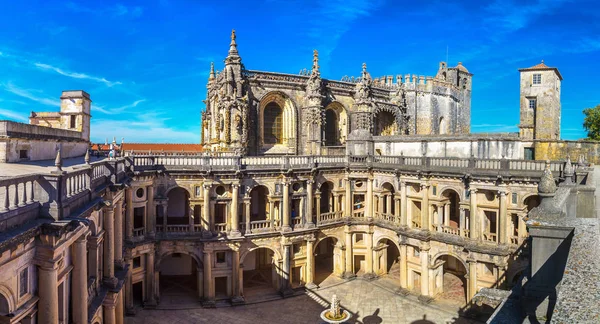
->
[0,30,597,324]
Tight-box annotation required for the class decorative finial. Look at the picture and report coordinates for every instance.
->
[541,59,544,63]
[209,62,215,80]
[231,29,236,43]
[112,136,116,144]
[55,149,62,171]
[362,63,367,73]
[538,161,557,194]
[563,155,574,184]
[458,62,463,65]
[105,138,108,145]
[227,29,240,59]
[313,49,318,63]
[84,149,90,164]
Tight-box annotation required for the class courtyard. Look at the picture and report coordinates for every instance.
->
[125,275,482,324]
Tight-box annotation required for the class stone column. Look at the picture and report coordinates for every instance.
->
[125,257,133,314]
[282,181,291,231]
[366,178,373,219]
[202,183,212,237]
[378,195,384,215]
[37,262,59,324]
[232,249,242,302]
[420,183,429,230]
[147,185,155,237]
[420,245,430,297]
[162,203,167,230]
[244,197,251,234]
[498,190,507,244]
[444,203,450,226]
[400,181,407,226]
[197,268,204,299]
[103,300,116,324]
[230,184,241,236]
[114,200,123,265]
[116,291,124,324]
[386,194,392,215]
[517,212,527,241]
[468,260,478,301]
[305,238,316,288]
[399,244,408,288]
[365,231,375,277]
[104,206,115,282]
[145,250,156,306]
[125,188,133,239]
[281,244,293,296]
[306,180,315,227]
[203,250,214,302]
[87,236,100,289]
[315,192,321,223]
[459,207,466,237]
[469,188,479,240]
[333,194,339,214]
[73,235,88,324]
[343,228,354,278]
[345,178,352,217]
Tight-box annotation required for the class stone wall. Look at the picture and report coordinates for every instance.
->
[534,140,600,164]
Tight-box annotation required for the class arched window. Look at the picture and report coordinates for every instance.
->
[264,102,283,144]
[439,117,446,135]
[374,111,397,136]
[325,109,340,146]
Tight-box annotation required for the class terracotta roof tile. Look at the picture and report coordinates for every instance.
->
[518,60,563,80]
[121,143,203,152]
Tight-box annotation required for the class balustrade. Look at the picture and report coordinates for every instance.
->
[164,225,189,233]
[412,220,422,229]
[510,236,519,245]
[483,232,497,242]
[133,227,145,237]
[352,210,365,218]
[433,224,460,236]
[0,175,39,213]
[249,220,272,233]
[214,223,227,232]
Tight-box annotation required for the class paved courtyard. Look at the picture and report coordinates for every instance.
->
[125,276,482,324]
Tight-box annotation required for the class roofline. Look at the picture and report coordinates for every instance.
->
[518,67,563,81]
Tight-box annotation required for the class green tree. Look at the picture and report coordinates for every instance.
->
[583,104,600,140]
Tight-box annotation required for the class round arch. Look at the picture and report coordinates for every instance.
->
[156,250,203,270]
[164,185,193,199]
[430,252,469,274]
[380,181,395,192]
[247,184,272,196]
[258,91,298,150]
[313,234,342,253]
[375,235,401,252]
[323,101,349,145]
[0,285,15,314]
[522,194,540,212]
[438,186,463,200]
[240,245,282,265]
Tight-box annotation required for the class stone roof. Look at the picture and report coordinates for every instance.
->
[518,60,563,80]
[455,62,469,73]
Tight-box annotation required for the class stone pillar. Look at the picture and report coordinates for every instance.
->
[232,249,242,302]
[203,249,214,302]
[162,203,167,229]
[244,197,251,234]
[87,236,100,288]
[366,178,373,219]
[103,296,116,324]
[72,235,88,324]
[114,200,123,265]
[125,257,133,314]
[469,188,479,240]
[147,185,155,237]
[386,194,392,215]
[400,181,407,226]
[459,207,466,237]
[420,245,430,297]
[468,260,478,301]
[145,250,156,306]
[345,178,352,217]
[378,195,384,215]
[125,188,133,239]
[230,184,240,236]
[197,268,204,299]
[202,183,211,237]
[399,244,408,288]
[37,262,59,324]
[315,192,321,223]
[343,228,354,278]
[281,244,293,296]
[306,180,315,227]
[498,190,507,244]
[518,212,527,240]
[104,206,115,282]
[282,181,291,231]
[365,231,375,277]
[116,291,124,324]
[420,183,430,230]
[305,238,316,288]
[444,204,450,226]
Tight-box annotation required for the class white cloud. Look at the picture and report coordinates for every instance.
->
[93,99,146,115]
[34,63,122,87]
[0,108,28,122]
[1,82,59,107]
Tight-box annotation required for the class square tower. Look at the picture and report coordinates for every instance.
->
[60,90,92,141]
[518,61,562,140]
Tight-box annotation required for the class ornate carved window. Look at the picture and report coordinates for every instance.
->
[325,109,340,146]
[264,102,283,144]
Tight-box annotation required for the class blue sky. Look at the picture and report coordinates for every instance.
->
[0,0,598,143]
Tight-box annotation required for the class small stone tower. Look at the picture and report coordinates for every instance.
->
[446,62,473,134]
[60,90,91,141]
[518,61,562,140]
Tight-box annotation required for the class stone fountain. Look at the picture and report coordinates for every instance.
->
[320,294,350,323]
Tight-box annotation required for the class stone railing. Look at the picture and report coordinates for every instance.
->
[133,227,145,237]
[165,225,189,233]
[412,220,422,229]
[482,232,497,242]
[0,174,41,231]
[318,211,342,225]
[249,220,272,233]
[214,223,227,233]
[128,154,565,178]
[434,224,461,236]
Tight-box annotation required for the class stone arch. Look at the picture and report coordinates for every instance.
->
[430,252,469,274]
[373,104,402,136]
[439,116,447,134]
[314,234,343,253]
[323,101,348,145]
[156,250,203,270]
[375,236,401,276]
[375,234,401,252]
[438,185,464,200]
[319,181,335,213]
[240,245,282,265]
[166,186,190,224]
[522,194,540,212]
[258,91,297,152]
[0,285,15,314]
[431,252,469,305]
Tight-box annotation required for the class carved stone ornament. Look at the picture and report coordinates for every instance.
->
[538,162,557,194]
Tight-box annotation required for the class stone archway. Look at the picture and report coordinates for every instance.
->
[375,238,400,279]
[166,187,190,225]
[314,237,339,286]
[432,254,468,306]
[157,252,203,306]
[240,247,280,302]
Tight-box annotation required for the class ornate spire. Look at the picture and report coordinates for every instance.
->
[538,161,557,194]
[54,149,62,171]
[312,49,319,74]
[563,155,574,185]
[227,29,239,58]
[209,62,215,81]
[84,149,90,164]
